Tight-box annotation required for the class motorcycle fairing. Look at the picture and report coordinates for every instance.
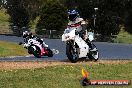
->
[75,35,89,58]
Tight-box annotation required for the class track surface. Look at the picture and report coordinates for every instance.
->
[0,35,132,61]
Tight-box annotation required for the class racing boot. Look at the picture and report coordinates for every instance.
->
[86,39,96,51]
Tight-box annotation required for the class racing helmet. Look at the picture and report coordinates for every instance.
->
[28,32,33,38]
[23,31,29,38]
[68,9,79,21]
[22,31,28,38]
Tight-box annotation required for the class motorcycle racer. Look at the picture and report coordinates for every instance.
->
[67,9,95,50]
[22,31,48,48]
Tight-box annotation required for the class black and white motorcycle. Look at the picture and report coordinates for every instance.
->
[62,28,99,63]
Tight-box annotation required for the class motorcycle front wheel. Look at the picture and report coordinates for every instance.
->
[47,48,53,57]
[28,46,41,58]
[66,43,79,63]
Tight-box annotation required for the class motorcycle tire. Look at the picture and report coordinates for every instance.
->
[28,46,41,58]
[28,46,34,54]
[47,48,53,57]
[66,43,79,63]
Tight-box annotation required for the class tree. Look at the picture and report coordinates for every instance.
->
[0,0,2,8]
[36,0,68,36]
[3,0,131,38]
[5,0,45,35]
[124,0,132,34]
[94,0,123,41]
[63,0,126,41]
[19,0,45,21]
[6,0,30,35]
[125,10,132,34]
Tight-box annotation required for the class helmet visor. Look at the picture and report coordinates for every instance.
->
[69,14,77,21]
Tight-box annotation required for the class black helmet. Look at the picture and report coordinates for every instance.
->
[68,9,79,21]
[28,32,34,38]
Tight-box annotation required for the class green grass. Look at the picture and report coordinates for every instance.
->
[0,41,28,57]
[0,9,9,23]
[0,9,11,34]
[113,30,132,44]
[0,62,132,88]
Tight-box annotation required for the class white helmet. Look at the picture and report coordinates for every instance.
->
[23,31,30,38]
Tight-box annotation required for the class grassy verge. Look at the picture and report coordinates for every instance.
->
[113,30,132,44]
[0,41,28,57]
[0,9,12,34]
[0,61,131,88]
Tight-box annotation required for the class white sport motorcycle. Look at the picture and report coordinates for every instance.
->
[62,28,99,63]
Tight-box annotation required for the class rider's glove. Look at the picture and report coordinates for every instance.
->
[75,30,79,35]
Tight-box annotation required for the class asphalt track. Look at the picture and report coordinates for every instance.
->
[0,35,132,61]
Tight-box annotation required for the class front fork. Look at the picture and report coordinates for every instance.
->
[67,40,78,55]
[73,41,77,52]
